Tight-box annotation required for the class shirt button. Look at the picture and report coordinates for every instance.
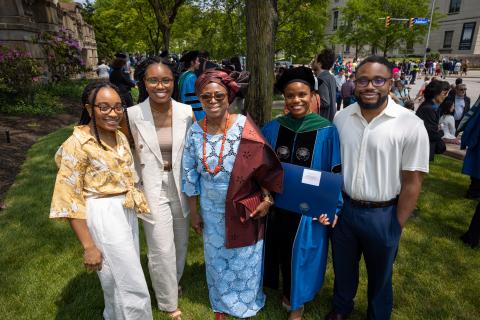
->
[141,164,145,168]
[139,144,143,149]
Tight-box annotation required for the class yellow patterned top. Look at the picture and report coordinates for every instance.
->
[50,126,150,219]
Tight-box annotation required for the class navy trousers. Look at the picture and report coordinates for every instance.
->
[331,200,402,320]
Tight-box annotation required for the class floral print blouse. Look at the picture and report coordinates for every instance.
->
[50,126,150,220]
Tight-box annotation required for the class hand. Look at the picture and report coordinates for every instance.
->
[315,214,339,228]
[83,245,103,272]
[191,213,204,235]
[249,200,271,219]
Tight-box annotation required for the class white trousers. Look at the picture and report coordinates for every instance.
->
[143,171,189,312]
[86,195,152,320]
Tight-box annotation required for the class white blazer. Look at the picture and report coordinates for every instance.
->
[127,98,193,217]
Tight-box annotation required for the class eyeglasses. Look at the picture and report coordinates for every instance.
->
[145,78,173,87]
[94,103,124,114]
[199,92,227,101]
[355,77,390,87]
[458,88,466,91]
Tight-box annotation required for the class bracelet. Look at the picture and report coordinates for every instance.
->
[263,195,274,205]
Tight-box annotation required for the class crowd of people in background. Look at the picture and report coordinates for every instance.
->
[50,49,480,320]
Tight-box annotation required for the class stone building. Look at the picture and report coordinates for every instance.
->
[0,0,97,70]
[324,0,480,66]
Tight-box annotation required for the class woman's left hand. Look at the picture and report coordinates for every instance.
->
[250,201,271,219]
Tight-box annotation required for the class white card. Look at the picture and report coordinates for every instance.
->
[301,169,322,186]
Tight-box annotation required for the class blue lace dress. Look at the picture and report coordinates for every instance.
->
[182,115,265,318]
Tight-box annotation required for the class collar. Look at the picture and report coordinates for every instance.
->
[350,96,401,120]
[72,125,123,153]
[72,125,95,145]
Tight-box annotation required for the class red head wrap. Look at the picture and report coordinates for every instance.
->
[195,69,240,104]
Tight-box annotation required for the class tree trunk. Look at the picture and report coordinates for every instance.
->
[162,27,170,53]
[244,0,278,126]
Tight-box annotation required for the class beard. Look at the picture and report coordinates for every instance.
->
[356,93,388,110]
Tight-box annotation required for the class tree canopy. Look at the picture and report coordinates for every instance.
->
[333,0,441,57]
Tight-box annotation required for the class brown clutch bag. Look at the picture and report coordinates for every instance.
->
[238,191,262,223]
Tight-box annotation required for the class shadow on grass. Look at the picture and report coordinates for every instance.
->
[55,272,103,320]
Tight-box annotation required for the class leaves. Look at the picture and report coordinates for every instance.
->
[334,0,442,57]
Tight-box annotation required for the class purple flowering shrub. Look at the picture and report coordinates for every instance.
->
[0,44,41,99]
[38,29,86,81]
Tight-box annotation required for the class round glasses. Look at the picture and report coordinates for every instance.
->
[94,103,124,114]
[199,92,227,101]
[145,78,173,87]
[355,77,390,87]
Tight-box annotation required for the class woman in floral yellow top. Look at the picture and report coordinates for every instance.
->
[50,80,153,320]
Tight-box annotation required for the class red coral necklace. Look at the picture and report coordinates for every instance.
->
[202,113,230,175]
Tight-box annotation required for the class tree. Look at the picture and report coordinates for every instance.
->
[276,0,328,62]
[92,0,161,58]
[334,0,441,57]
[147,0,186,52]
[244,0,278,125]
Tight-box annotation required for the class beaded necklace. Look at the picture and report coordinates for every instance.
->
[202,113,230,175]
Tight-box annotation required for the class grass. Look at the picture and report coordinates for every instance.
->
[0,127,478,320]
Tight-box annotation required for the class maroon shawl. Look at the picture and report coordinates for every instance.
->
[224,115,283,248]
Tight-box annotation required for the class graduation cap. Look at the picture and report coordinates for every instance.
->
[114,53,127,59]
[275,66,316,93]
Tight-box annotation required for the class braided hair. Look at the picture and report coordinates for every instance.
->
[134,56,178,104]
[79,80,125,150]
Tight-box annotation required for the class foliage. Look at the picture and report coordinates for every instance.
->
[88,0,328,62]
[147,0,186,52]
[0,91,62,116]
[333,0,442,57]
[38,28,86,81]
[0,80,85,116]
[171,1,246,59]
[0,44,41,102]
[276,0,328,61]
[91,0,163,58]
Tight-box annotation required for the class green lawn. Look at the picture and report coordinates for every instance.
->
[0,127,478,320]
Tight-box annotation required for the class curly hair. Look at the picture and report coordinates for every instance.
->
[133,56,176,104]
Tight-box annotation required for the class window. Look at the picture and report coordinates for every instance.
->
[333,11,339,31]
[443,31,454,48]
[449,0,461,14]
[459,22,476,50]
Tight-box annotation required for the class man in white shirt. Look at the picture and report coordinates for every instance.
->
[453,83,471,129]
[96,60,110,79]
[325,56,429,320]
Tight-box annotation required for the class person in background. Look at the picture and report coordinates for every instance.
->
[461,202,480,248]
[439,98,460,144]
[196,50,218,77]
[96,59,110,79]
[340,73,355,108]
[109,54,136,107]
[416,80,450,161]
[334,69,346,110]
[453,83,471,129]
[326,56,429,320]
[178,50,205,120]
[391,80,410,107]
[182,69,283,320]
[315,48,337,121]
[50,80,153,320]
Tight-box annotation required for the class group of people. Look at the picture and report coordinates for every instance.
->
[51,50,480,320]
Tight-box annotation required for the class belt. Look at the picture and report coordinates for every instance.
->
[163,162,172,171]
[342,192,398,209]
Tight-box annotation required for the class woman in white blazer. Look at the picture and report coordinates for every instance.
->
[121,57,193,320]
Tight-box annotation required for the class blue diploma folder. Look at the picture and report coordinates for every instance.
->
[275,162,343,220]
